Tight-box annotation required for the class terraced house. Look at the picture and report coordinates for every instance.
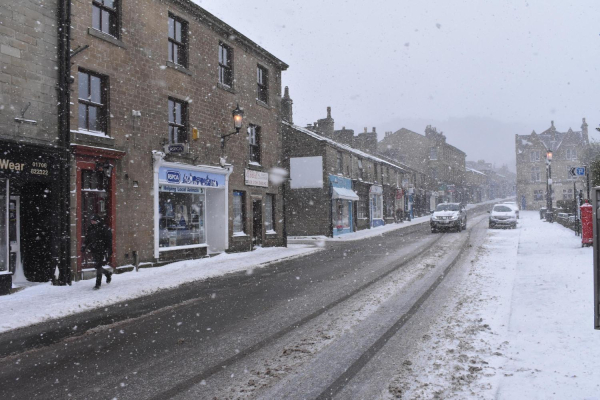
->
[515,119,589,210]
[67,0,288,279]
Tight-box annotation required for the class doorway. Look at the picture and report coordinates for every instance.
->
[9,197,24,282]
[252,199,262,248]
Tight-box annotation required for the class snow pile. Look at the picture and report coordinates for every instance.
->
[385,211,600,399]
[0,245,320,334]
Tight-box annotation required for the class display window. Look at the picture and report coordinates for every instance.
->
[371,193,383,220]
[0,179,6,274]
[233,191,245,234]
[264,194,275,233]
[333,199,351,231]
[159,188,205,248]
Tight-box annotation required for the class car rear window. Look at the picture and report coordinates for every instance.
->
[493,206,512,212]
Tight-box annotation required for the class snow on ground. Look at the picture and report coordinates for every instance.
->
[384,211,600,399]
[0,245,320,334]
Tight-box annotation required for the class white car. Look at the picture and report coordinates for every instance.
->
[489,204,518,229]
[501,202,519,219]
[430,203,467,233]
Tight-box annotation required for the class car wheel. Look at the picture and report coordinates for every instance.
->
[489,223,494,229]
[431,228,437,234]
[463,219,467,231]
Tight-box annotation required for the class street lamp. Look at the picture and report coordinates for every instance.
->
[546,150,553,222]
[220,103,244,149]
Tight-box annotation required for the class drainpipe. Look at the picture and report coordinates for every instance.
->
[57,0,72,283]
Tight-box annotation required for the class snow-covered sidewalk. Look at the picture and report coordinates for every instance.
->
[386,210,600,399]
[290,197,513,243]
[0,245,320,334]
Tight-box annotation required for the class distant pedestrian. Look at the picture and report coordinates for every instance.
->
[82,214,113,290]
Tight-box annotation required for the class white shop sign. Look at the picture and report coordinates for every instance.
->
[245,169,269,187]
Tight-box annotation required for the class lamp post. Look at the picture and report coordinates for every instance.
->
[546,150,553,222]
[220,103,244,149]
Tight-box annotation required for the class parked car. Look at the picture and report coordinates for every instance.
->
[489,204,517,229]
[502,202,519,219]
[430,203,467,233]
[556,212,569,221]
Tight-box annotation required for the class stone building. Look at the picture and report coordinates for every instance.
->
[283,96,408,236]
[378,126,467,210]
[515,120,589,210]
[67,0,288,278]
[466,160,516,202]
[0,0,71,293]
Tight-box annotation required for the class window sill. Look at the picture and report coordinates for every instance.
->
[256,99,270,109]
[166,61,191,76]
[87,28,127,49]
[247,162,263,171]
[217,82,236,94]
[266,230,277,235]
[158,243,208,252]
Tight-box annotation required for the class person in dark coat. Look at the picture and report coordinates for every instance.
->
[82,214,113,290]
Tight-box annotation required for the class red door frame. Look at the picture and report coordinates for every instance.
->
[72,145,125,274]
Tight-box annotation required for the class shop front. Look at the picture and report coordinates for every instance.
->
[329,175,358,236]
[370,185,384,228]
[153,153,232,260]
[383,185,396,224]
[0,141,65,294]
[395,188,405,221]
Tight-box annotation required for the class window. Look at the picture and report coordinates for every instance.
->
[371,192,383,220]
[233,191,246,234]
[218,43,233,87]
[168,15,187,67]
[566,148,577,160]
[357,199,367,219]
[337,151,343,174]
[248,125,261,164]
[374,164,379,182]
[563,189,573,200]
[533,190,544,201]
[430,147,438,160]
[78,70,108,134]
[530,166,540,182]
[358,159,364,179]
[159,190,205,248]
[530,150,540,162]
[257,65,268,103]
[92,0,119,37]
[168,98,187,143]
[264,194,276,233]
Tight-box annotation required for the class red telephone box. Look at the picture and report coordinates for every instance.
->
[581,201,593,247]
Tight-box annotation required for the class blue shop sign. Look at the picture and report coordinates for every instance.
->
[329,175,352,189]
[159,166,224,187]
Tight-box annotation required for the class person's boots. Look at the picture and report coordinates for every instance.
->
[106,271,112,284]
[93,285,100,290]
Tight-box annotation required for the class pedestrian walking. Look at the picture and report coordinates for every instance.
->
[82,214,113,290]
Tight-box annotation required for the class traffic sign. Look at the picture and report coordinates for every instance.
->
[569,166,587,178]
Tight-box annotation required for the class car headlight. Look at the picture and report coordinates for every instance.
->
[450,215,458,220]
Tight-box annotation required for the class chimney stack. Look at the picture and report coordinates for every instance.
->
[281,86,293,123]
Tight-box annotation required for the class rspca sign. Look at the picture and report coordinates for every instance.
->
[158,167,225,188]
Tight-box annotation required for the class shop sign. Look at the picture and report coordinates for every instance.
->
[158,166,224,187]
[329,175,352,190]
[0,154,53,180]
[369,185,383,194]
[438,191,445,196]
[164,143,188,154]
[245,169,269,187]
[159,185,204,194]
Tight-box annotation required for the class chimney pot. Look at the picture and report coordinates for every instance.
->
[364,127,367,133]
[372,127,376,133]
[327,107,331,119]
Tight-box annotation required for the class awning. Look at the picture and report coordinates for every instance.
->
[332,187,360,201]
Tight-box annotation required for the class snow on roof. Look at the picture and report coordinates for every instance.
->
[466,167,487,176]
[284,122,408,173]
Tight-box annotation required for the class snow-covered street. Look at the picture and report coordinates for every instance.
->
[386,210,600,399]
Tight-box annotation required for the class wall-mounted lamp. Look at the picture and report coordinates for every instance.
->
[132,181,139,188]
[220,103,244,149]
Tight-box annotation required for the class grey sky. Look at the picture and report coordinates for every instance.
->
[197,0,600,169]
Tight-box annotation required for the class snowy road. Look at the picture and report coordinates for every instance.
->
[0,204,506,399]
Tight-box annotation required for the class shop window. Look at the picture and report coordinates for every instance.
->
[233,191,246,234]
[357,199,367,219]
[371,193,383,220]
[248,125,261,164]
[533,190,544,201]
[78,70,108,134]
[168,98,187,144]
[168,14,188,67]
[257,65,268,103]
[158,190,205,248]
[264,194,275,233]
[333,199,351,232]
[92,0,119,38]
[218,43,233,87]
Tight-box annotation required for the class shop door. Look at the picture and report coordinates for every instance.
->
[81,170,108,269]
[252,200,262,247]
[9,197,24,282]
